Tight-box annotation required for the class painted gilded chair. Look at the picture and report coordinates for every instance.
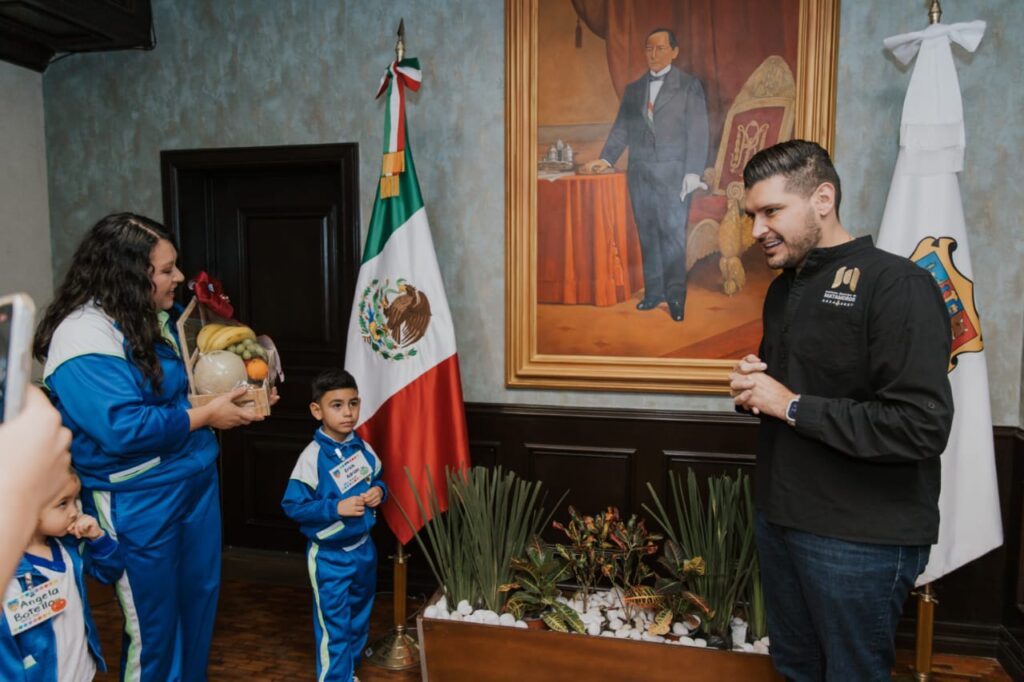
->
[686,56,796,295]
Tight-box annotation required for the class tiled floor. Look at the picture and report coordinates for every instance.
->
[86,550,1011,681]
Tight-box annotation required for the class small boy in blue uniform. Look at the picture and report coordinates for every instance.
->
[282,368,387,682]
[1,468,124,681]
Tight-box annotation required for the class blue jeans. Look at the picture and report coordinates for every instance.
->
[755,513,929,682]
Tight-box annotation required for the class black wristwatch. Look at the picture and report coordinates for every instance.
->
[785,395,800,427]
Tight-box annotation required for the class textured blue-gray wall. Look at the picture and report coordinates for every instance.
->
[42,0,1024,425]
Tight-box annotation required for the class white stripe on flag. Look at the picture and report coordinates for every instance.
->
[346,207,457,423]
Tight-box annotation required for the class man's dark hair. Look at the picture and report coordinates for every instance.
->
[311,368,358,402]
[647,27,678,49]
[743,139,842,218]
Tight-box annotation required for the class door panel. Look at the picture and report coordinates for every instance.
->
[162,144,360,552]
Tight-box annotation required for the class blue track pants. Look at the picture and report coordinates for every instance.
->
[84,465,221,681]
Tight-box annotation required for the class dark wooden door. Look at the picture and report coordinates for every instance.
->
[161,144,360,552]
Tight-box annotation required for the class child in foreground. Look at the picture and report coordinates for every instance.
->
[0,468,124,681]
[281,368,387,682]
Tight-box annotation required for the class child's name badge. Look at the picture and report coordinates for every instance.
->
[3,578,67,636]
[329,449,373,494]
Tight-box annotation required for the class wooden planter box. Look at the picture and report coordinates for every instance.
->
[175,297,272,416]
[416,613,783,681]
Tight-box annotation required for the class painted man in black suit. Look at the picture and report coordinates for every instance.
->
[584,28,709,322]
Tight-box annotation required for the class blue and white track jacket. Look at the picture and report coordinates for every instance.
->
[43,302,218,491]
[281,429,388,548]
[0,534,124,681]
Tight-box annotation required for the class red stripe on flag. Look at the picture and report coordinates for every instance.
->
[356,354,471,544]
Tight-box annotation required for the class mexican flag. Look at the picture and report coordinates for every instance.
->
[345,56,471,544]
[878,20,1002,584]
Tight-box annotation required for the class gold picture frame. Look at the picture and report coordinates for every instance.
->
[506,0,839,393]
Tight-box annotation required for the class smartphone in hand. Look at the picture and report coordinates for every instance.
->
[0,293,36,423]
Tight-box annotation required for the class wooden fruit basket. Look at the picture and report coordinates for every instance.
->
[175,297,272,416]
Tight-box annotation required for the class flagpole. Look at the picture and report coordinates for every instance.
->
[364,19,420,671]
[910,5,942,677]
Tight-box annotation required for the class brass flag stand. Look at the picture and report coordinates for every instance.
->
[366,541,419,670]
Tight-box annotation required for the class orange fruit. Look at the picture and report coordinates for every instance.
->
[245,358,269,382]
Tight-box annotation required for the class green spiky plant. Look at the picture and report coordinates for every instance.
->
[396,465,566,613]
[644,469,756,643]
[498,538,585,633]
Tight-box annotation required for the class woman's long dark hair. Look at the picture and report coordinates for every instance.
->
[35,213,178,391]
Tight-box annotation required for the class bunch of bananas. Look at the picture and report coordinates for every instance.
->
[197,323,257,354]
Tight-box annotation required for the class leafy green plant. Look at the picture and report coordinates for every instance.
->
[644,469,756,642]
[607,512,662,618]
[552,506,619,611]
[498,538,584,633]
[396,465,566,613]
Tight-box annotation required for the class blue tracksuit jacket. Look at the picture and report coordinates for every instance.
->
[282,428,387,681]
[45,301,224,681]
[0,534,123,681]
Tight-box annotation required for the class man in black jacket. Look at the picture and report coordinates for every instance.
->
[730,140,953,682]
[583,28,709,321]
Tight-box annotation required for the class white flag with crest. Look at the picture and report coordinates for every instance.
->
[877,20,1002,584]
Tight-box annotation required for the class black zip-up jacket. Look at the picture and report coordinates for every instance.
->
[755,236,953,545]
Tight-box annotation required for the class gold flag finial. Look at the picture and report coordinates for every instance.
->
[395,18,405,62]
[928,0,942,25]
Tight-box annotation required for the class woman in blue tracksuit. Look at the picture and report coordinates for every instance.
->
[33,213,268,681]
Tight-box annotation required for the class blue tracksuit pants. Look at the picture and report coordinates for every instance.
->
[83,465,221,681]
[308,538,377,682]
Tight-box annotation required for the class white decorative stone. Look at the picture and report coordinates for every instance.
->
[514,620,528,629]
[641,633,665,643]
[753,642,770,655]
[436,596,448,612]
[679,636,695,646]
[601,630,616,638]
[740,643,754,653]
[424,605,439,619]
[672,622,688,636]
[629,631,642,640]
[449,612,463,622]
[499,613,517,626]
[608,618,624,631]
[731,621,749,647]
[693,638,708,648]
[456,600,473,616]
[759,636,770,647]
[614,629,630,639]
[587,623,601,636]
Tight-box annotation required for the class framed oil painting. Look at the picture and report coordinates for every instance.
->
[506,0,839,393]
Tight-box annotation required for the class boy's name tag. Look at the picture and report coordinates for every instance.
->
[4,578,67,635]
[329,448,373,494]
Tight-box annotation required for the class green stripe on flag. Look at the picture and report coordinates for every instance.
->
[362,129,425,263]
